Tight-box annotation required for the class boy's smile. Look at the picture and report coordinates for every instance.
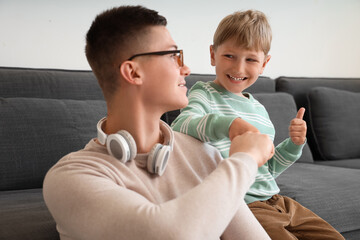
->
[228,75,247,81]
[210,38,270,97]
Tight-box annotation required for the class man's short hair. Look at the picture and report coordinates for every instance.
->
[85,5,167,100]
[213,10,272,55]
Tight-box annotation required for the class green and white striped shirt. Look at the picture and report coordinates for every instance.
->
[172,81,304,204]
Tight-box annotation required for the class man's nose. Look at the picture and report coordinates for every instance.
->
[181,64,191,77]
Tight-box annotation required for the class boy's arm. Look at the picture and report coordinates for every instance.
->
[268,138,305,178]
[171,85,237,142]
[229,118,260,140]
[268,108,307,178]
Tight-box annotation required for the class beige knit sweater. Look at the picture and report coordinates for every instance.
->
[43,131,270,240]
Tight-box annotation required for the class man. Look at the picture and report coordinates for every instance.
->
[43,6,274,239]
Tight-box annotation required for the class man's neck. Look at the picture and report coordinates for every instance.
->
[105,98,164,154]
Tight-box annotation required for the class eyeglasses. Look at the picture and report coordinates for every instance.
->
[128,50,184,67]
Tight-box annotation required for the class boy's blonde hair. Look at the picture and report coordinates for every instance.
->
[213,10,272,55]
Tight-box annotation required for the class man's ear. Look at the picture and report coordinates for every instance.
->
[119,61,143,85]
[210,45,216,66]
[260,55,271,74]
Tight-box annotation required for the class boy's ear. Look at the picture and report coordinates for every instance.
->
[119,61,143,85]
[260,55,271,74]
[210,45,216,66]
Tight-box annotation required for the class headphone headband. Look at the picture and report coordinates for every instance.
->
[97,117,107,145]
[159,120,174,150]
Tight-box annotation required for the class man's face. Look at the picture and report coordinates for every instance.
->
[210,38,270,96]
[135,26,191,113]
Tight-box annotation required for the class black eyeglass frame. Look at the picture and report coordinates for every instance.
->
[127,50,184,67]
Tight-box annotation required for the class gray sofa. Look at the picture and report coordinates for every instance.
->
[1,66,359,239]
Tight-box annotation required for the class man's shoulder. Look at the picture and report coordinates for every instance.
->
[49,139,112,170]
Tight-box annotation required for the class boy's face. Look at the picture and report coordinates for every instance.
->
[135,26,190,113]
[210,38,270,96]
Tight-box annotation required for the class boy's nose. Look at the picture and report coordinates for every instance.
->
[235,60,245,73]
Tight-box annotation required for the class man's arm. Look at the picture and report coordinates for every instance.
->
[43,133,273,240]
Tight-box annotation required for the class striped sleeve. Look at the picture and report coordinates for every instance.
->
[171,82,237,143]
[268,138,305,178]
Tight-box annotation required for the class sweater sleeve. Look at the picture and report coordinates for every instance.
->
[171,82,237,142]
[268,137,305,178]
[43,153,269,240]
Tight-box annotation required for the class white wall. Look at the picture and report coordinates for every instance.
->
[1,0,360,79]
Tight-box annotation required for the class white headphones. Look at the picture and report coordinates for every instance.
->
[96,117,174,176]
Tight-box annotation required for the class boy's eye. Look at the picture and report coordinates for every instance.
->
[246,58,258,62]
[224,54,234,59]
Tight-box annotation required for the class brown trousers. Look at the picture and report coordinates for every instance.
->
[248,194,344,240]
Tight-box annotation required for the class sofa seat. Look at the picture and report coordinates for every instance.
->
[0,189,59,239]
[277,162,360,239]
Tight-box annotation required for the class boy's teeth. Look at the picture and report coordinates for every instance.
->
[229,75,245,81]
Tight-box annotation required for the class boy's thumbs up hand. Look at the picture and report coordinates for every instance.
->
[296,107,305,119]
[289,107,307,145]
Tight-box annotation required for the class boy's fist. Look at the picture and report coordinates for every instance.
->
[229,118,259,141]
[230,132,274,167]
[289,108,307,145]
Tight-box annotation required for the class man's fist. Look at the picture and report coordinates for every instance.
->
[229,132,274,167]
[289,108,307,145]
[229,118,259,141]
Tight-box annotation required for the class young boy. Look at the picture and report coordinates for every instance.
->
[171,10,344,239]
[43,6,275,239]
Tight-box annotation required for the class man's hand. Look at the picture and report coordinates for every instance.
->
[289,108,307,145]
[229,132,274,167]
[229,118,259,141]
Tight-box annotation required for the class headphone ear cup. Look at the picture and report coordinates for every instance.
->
[106,130,137,163]
[147,144,170,176]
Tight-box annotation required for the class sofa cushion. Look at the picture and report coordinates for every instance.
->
[276,77,360,161]
[308,87,360,160]
[254,92,313,163]
[0,97,107,191]
[0,188,59,240]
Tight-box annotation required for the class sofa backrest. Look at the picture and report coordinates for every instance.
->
[276,77,360,160]
[0,67,275,100]
[0,67,276,191]
[0,67,104,100]
[0,67,107,191]
[0,97,107,191]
